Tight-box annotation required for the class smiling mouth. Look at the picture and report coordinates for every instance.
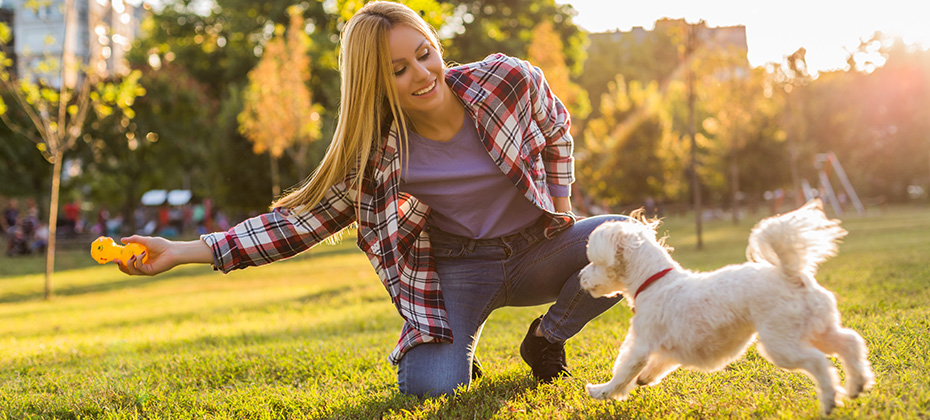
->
[412,80,436,96]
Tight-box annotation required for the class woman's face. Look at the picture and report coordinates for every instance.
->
[388,25,445,116]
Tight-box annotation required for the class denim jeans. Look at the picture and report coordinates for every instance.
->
[397,214,629,397]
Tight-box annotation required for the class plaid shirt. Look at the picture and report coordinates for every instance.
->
[202,54,575,364]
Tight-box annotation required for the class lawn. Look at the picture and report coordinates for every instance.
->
[1,205,928,419]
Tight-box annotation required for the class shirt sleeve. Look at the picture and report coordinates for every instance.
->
[547,183,570,198]
[200,179,358,273]
[523,59,574,189]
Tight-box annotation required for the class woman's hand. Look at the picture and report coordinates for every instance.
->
[116,235,213,276]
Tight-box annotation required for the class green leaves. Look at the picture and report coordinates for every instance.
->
[0,22,11,44]
[90,70,146,120]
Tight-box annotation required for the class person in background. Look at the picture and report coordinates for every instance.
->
[31,221,48,254]
[63,198,81,236]
[1,198,19,235]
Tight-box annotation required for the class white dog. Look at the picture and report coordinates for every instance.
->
[579,200,873,414]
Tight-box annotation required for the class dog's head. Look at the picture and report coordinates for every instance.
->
[579,214,674,299]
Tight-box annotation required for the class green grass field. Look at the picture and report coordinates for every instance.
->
[1,205,928,419]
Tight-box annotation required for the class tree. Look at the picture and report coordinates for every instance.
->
[125,0,284,215]
[0,0,144,299]
[0,90,50,198]
[702,64,787,219]
[440,0,586,77]
[577,75,685,208]
[128,0,450,213]
[75,63,214,235]
[802,35,930,202]
[238,6,323,198]
[526,20,590,128]
[579,20,682,123]
[765,47,812,208]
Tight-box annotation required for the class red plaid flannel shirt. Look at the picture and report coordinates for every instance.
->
[201,54,575,364]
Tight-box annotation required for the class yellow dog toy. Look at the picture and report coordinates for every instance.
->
[90,236,148,264]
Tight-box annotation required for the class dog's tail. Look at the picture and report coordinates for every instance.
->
[746,199,847,287]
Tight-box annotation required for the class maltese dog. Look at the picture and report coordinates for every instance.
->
[580,200,873,414]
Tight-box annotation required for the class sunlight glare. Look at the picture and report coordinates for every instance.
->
[563,0,930,74]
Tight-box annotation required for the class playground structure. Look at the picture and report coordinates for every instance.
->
[802,152,864,215]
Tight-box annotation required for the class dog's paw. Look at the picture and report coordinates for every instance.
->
[586,382,626,401]
[820,397,842,416]
[820,390,845,415]
[586,383,610,400]
[847,373,875,399]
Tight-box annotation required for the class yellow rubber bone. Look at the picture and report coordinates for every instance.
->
[91,236,148,264]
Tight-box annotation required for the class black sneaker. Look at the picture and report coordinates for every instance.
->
[520,316,571,383]
[471,355,483,381]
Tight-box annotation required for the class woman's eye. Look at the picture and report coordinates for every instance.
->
[418,50,430,61]
[394,67,406,76]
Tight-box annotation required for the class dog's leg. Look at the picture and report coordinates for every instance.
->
[586,339,652,401]
[811,326,875,399]
[758,338,842,415]
[636,354,680,386]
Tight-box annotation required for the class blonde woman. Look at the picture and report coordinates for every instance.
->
[118,1,629,397]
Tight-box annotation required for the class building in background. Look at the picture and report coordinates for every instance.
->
[593,19,749,77]
[0,0,147,86]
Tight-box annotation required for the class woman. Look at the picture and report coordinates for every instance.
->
[117,1,627,397]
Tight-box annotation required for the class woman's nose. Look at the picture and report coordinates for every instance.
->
[411,61,429,80]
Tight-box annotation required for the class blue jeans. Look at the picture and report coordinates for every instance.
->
[397,214,628,397]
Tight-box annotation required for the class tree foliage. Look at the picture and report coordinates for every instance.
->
[0,90,51,199]
[126,0,334,211]
[0,0,144,298]
[577,20,791,212]
[16,0,923,235]
[74,64,213,234]
[439,0,586,75]
[579,20,681,122]
[800,36,930,201]
[238,6,323,197]
[578,75,685,207]
[526,20,590,125]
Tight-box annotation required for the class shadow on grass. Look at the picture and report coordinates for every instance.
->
[0,280,383,339]
[0,265,211,305]
[327,373,536,419]
[0,243,362,305]
[1,289,540,419]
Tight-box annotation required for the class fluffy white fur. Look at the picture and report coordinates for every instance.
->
[579,200,873,414]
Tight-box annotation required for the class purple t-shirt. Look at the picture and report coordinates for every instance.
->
[400,113,562,239]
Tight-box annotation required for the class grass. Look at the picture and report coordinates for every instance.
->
[1,205,928,419]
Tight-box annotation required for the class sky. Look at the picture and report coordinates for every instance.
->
[560,0,930,74]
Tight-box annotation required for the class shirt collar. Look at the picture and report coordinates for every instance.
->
[445,66,489,108]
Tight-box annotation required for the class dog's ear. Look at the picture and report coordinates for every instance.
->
[802,198,824,212]
[588,222,627,269]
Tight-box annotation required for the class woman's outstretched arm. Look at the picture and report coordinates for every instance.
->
[117,235,213,276]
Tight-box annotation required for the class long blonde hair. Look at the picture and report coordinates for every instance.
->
[271,1,442,211]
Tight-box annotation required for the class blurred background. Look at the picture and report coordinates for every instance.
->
[1,0,928,258]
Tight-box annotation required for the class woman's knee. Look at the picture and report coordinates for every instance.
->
[398,376,468,398]
[397,344,471,397]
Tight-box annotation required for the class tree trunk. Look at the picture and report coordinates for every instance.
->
[687,24,703,250]
[731,152,740,225]
[786,97,803,208]
[44,149,63,300]
[270,153,281,199]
